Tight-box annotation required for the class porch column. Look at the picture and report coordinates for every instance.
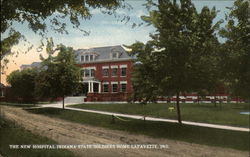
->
[90,81,94,93]
[98,83,101,93]
[88,81,91,93]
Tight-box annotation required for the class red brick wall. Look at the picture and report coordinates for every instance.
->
[86,93,131,102]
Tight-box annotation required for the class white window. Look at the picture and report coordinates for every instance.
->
[120,84,126,92]
[111,82,118,93]
[85,69,90,77]
[111,52,119,59]
[90,55,93,61]
[120,81,127,92]
[102,69,109,77]
[121,68,126,77]
[80,69,85,76]
[82,67,96,78]
[111,65,118,77]
[112,68,117,77]
[85,55,89,61]
[120,65,127,68]
[102,66,109,77]
[103,82,109,92]
[90,69,95,77]
[84,69,94,77]
[112,84,118,92]
[81,55,84,62]
[113,53,117,58]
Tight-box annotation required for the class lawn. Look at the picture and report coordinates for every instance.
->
[71,103,250,127]
[26,107,249,151]
[0,118,76,157]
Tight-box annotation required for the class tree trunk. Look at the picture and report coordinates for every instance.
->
[62,95,65,109]
[176,92,182,124]
[214,96,217,107]
[0,57,2,97]
[197,95,200,104]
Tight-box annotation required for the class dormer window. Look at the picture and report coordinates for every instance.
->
[90,55,93,61]
[81,55,84,62]
[85,55,89,61]
[112,52,118,58]
[80,53,97,62]
[111,52,120,59]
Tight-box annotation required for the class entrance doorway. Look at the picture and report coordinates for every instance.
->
[93,83,99,93]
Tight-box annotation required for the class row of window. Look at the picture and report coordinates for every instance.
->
[80,52,120,62]
[81,66,127,78]
[81,54,96,62]
[103,83,127,93]
[81,69,95,77]
[102,67,126,77]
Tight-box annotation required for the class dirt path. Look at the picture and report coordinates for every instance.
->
[1,106,248,157]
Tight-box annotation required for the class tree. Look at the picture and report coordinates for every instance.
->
[126,41,160,103]
[129,0,221,123]
[219,0,250,100]
[1,0,128,54]
[35,45,81,109]
[0,0,129,89]
[0,30,22,97]
[6,68,38,102]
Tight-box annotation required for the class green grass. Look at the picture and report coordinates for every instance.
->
[26,107,249,151]
[71,103,250,127]
[0,118,76,157]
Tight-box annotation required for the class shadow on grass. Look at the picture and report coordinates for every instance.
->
[26,107,250,151]
[0,102,37,108]
[0,118,76,157]
[25,107,62,115]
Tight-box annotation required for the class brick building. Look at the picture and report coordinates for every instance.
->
[75,45,133,101]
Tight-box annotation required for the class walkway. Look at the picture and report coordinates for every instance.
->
[40,103,250,132]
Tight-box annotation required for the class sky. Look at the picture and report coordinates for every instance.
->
[1,0,234,85]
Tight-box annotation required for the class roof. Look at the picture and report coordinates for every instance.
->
[74,45,132,63]
[31,62,41,67]
[20,62,41,70]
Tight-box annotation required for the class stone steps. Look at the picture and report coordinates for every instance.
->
[64,96,86,104]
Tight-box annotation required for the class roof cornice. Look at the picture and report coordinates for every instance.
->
[76,58,133,64]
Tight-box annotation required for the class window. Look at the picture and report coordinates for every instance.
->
[112,53,117,58]
[121,68,126,77]
[85,69,90,77]
[120,84,127,92]
[81,55,84,62]
[103,84,109,92]
[81,69,95,77]
[90,55,93,61]
[80,69,85,76]
[85,55,89,61]
[112,68,118,77]
[90,69,95,77]
[102,68,109,77]
[112,84,118,93]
